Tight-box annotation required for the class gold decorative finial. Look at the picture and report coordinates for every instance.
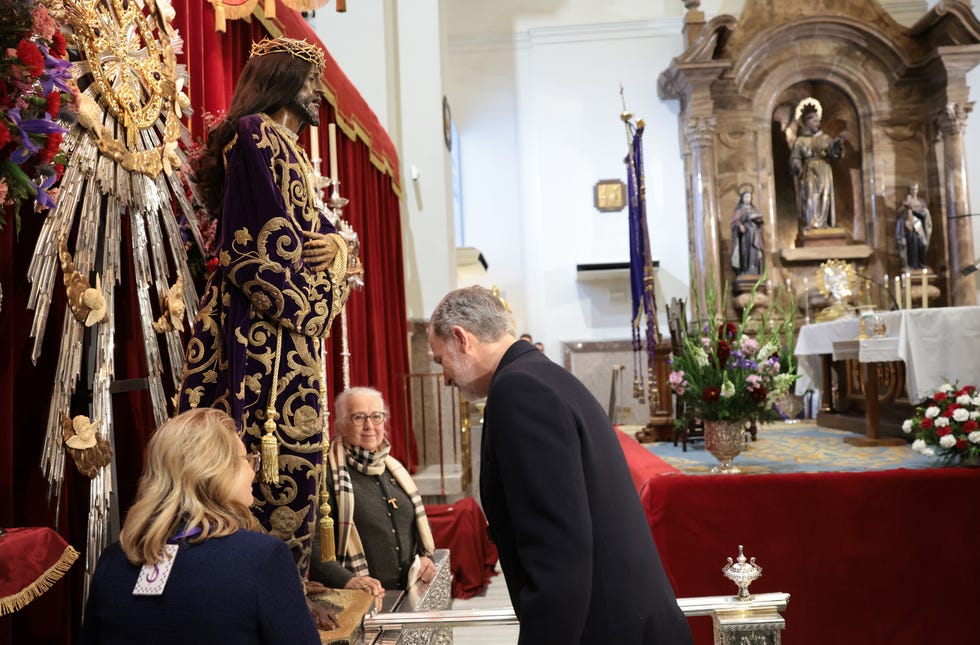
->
[619,83,633,123]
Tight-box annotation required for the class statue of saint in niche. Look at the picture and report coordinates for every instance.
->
[730,186,764,276]
[789,98,844,230]
[895,183,932,271]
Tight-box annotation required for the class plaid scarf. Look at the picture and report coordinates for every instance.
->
[328,438,435,578]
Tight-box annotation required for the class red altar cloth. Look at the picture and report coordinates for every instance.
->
[643,468,980,645]
[0,528,78,617]
[425,497,498,599]
[614,427,682,490]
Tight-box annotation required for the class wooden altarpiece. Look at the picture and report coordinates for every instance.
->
[659,0,980,315]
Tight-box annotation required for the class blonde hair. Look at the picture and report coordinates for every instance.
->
[120,408,256,565]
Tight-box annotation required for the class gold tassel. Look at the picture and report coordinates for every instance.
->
[318,499,336,562]
[214,3,226,33]
[260,410,280,485]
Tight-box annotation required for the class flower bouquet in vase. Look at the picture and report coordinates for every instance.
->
[668,275,799,473]
[903,382,980,467]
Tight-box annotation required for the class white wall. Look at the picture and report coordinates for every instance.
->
[309,1,456,321]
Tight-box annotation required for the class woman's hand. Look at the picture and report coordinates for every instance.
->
[302,230,341,272]
[345,575,385,598]
[416,555,437,585]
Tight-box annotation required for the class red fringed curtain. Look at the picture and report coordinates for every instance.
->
[1,2,410,643]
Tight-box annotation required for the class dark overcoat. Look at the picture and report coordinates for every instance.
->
[481,341,693,644]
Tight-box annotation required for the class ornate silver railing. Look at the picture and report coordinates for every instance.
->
[362,546,789,645]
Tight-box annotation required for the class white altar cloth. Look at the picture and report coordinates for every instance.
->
[794,306,980,402]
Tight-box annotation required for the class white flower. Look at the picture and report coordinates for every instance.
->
[957,394,973,405]
[925,406,941,419]
[953,408,970,422]
[902,419,913,434]
[935,416,949,428]
[938,383,955,394]
[757,342,776,361]
[972,396,980,407]
[721,379,735,398]
[925,447,936,456]
[969,431,980,444]
[939,434,957,448]
[693,347,709,368]
[971,411,980,420]
[912,438,927,453]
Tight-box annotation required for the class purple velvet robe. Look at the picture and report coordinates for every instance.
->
[177,114,349,574]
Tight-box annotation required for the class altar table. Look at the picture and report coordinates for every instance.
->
[795,306,980,402]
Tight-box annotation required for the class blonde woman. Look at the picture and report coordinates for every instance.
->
[79,408,325,644]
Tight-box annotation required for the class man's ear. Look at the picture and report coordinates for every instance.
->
[451,325,470,353]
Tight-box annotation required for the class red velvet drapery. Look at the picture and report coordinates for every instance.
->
[1,2,409,643]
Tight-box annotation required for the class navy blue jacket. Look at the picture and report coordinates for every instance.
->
[480,341,693,644]
[78,530,319,645]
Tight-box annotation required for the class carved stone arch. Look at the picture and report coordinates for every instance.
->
[732,18,918,100]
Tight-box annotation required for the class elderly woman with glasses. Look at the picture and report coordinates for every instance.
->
[309,387,436,598]
[79,408,331,644]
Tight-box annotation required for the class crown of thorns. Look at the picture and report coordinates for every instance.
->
[250,38,325,70]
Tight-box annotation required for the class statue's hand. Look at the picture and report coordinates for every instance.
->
[345,255,364,282]
[302,230,341,272]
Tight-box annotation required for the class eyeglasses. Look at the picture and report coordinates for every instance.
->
[349,412,387,427]
[244,452,261,474]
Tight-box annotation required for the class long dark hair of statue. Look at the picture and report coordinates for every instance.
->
[192,52,314,217]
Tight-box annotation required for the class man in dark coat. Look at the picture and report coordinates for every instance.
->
[428,286,692,645]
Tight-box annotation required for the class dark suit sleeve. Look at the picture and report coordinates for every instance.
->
[490,372,593,644]
[255,539,321,645]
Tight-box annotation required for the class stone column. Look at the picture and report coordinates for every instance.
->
[683,115,722,316]
[935,102,977,306]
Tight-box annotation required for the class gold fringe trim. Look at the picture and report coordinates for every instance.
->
[0,545,79,617]
[281,0,331,12]
[210,0,261,33]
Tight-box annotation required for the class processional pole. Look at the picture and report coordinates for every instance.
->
[620,86,662,437]
[311,123,363,562]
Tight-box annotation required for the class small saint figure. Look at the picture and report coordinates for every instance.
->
[789,98,844,230]
[730,186,764,276]
[895,183,932,271]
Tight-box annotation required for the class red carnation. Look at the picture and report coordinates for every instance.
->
[718,322,738,341]
[942,404,959,418]
[956,437,968,450]
[0,122,10,148]
[51,32,67,58]
[965,386,977,394]
[934,392,947,402]
[750,386,768,402]
[38,131,63,163]
[965,420,978,432]
[921,418,934,429]
[716,340,731,366]
[937,427,951,437]
[702,386,721,403]
[17,39,45,78]
[46,92,61,118]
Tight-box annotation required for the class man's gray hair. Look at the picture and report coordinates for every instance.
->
[335,386,387,420]
[429,286,514,342]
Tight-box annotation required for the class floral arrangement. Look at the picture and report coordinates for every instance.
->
[903,381,980,466]
[0,0,77,232]
[668,279,799,425]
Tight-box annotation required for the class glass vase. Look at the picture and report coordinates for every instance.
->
[704,419,747,474]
